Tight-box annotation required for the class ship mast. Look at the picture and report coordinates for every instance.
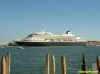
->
[64,24,68,33]
[64,24,72,33]
[41,24,46,32]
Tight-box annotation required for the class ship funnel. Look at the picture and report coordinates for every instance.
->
[66,30,71,34]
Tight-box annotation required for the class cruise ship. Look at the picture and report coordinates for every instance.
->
[15,31,88,46]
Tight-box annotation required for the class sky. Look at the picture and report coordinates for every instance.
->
[0,0,100,44]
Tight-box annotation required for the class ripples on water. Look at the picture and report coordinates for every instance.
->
[0,46,100,74]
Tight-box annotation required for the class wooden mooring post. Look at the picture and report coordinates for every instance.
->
[82,54,87,74]
[51,56,56,74]
[61,56,67,74]
[1,56,7,74]
[1,52,11,74]
[46,54,50,74]
[7,52,11,74]
[97,56,100,74]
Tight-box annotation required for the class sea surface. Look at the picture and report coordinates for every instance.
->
[0,46,100,74]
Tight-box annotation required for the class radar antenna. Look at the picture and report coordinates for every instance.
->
[64,24,68,32]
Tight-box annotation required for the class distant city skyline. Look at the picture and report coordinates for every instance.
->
[0,0,100,44]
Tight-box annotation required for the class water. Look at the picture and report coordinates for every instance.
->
[0,46,100,74]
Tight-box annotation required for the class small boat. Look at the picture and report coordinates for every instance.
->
[18,47,24,49]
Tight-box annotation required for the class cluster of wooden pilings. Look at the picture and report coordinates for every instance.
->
[1,52,100,74]
[46,54,100,74]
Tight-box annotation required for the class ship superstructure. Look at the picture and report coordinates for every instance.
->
[15,31,88,46]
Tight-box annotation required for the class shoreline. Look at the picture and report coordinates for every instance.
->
[0,44,8,48]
